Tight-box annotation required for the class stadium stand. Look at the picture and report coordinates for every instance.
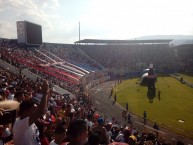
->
[0,38,193,145]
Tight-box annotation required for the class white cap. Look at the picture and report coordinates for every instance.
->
[149,63,153,68]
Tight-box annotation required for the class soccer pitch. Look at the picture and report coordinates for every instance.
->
[113,76,193,139]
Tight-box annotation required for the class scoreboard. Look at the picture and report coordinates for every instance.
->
[17,21,42,46]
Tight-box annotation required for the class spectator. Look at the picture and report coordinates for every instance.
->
[7,86,16,100]
[0,124,12,145]
[85,114,93,132]
[177,140,184,145]
[122,110,127,121]
[143,111,147,125]
[87,132,100,145]
[0,91,7,101]
[127,113,132,125]
[115,128,131,143]
[49,125,66,145]
[105,123,112,143]
[153,122,159,137]
[125,102,128,111]
[35,118,50,145]
[67,119,88,145]
[14,91,25,103]
[91,118,109,145]
[114,93,117,103]
[13,80,49,145]
[157,90,161,101]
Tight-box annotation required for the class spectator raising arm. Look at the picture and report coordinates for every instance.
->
[29,80,50,126]
[13,80,50,145]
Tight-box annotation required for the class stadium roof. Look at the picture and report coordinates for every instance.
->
[74,39,173,44]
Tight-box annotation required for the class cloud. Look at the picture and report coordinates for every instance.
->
[1,0,193,44]
[0,21,16,39]
[50,0,60,7]
[0,0,59,39]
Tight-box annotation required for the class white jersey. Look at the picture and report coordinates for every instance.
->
[50,140,68,145]
[13,117,41,145]
[50,140,59,145]
[7,93,14,100]
[85,119,93,128]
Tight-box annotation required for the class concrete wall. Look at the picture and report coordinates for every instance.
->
[0,59,20,75]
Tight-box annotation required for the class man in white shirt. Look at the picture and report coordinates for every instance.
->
[85,114,93,131]
[13,80,49,145]
[7,86,16,100]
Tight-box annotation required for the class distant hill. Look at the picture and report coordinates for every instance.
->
[134,35,193,46]
[134,35,193,40]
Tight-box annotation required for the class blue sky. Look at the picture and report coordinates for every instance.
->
[0,0,193,44]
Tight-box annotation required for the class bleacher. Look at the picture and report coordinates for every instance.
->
[0,39,192,145]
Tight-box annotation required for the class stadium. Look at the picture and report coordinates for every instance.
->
[0,20,193,145]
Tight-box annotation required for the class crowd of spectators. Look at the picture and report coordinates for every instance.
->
[78,44,193,74]
[174,45,193,72]
[0,40,110,93]
[0,38,189,145]
[1,39,193,76]
[0,66,186,145]
[41,43,102,71]
[0,41,84,93]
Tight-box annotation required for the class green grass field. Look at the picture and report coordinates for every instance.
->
[113,76,193,139]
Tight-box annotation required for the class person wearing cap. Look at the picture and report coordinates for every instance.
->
[91,118,109,145]
[13,80,50,145]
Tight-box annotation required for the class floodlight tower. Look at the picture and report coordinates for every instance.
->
[79,21,80,42]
